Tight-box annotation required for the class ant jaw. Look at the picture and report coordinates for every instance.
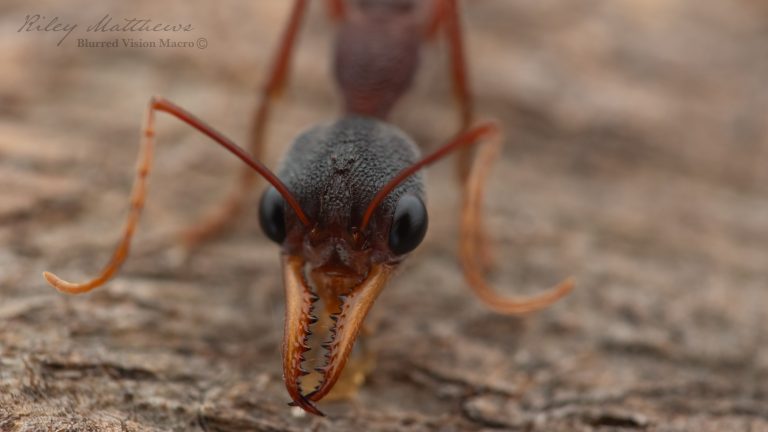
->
[280,255,395,416]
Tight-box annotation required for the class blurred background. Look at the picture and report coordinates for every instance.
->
[1,1,766,430]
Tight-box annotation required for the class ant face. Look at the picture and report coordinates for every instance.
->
[259,116,427,275]
[256,116,430,412]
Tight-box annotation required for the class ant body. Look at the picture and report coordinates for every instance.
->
[44,0,573,416]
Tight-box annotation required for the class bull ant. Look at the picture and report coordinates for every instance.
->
[44,0,573,416]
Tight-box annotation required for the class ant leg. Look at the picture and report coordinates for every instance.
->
[325,0,346,21]
[434,0,502,269]
[43,97,300,294]
[425,0,447,39]
[440,0,474,181]
[460,124,574,314]
[181,0,310,249]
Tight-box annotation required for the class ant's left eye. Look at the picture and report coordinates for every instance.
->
[388,195,428,255]
[259,186,287,244]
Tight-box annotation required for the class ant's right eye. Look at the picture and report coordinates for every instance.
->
[259,186,287,243]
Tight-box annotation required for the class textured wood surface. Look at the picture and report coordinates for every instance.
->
[1,1,767,431]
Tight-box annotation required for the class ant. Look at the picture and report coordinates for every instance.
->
[43,0,573,416]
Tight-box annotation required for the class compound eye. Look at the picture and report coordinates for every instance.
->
[388,195,428,255]
[259,186,287,243]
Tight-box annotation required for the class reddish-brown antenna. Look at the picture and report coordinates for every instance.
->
[155,98,311,226]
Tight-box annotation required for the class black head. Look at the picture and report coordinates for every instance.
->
[251,114,507,415]
[258,116,427,273]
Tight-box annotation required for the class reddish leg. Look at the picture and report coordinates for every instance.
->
[434,0,474,181]
[425,0,447,40]
[431,0,500,270]
[325,0,346,21]
[43,97,307,295]
[443,0,473,130]
[181,0,310,248]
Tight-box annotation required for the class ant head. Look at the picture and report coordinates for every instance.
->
[259,116,427,278]
[254,116,497,413]
[258,116,432,414]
